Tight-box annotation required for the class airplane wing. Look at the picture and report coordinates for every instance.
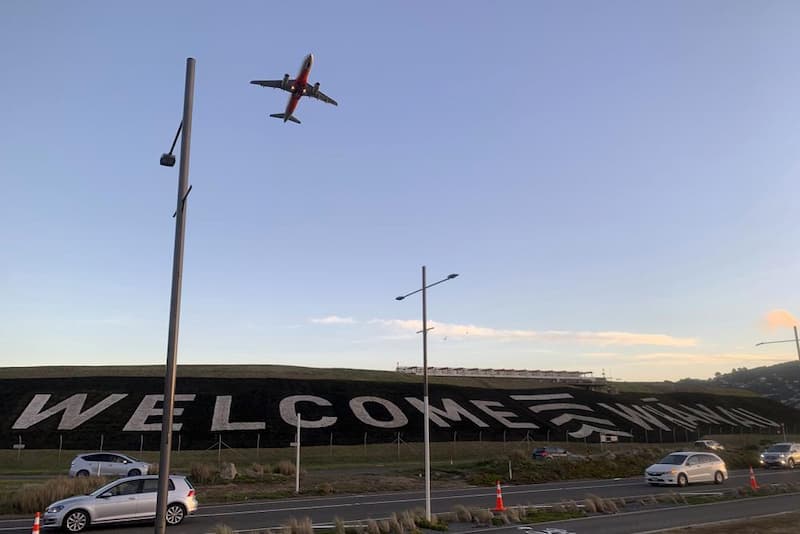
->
[250,80,293,91]
[309,90,338,106]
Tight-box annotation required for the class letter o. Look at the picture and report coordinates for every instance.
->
[349,396,408,428]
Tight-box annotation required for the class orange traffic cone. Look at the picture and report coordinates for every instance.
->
[493,480,506,511]
[31,512,40,533]
[749,466,759,490]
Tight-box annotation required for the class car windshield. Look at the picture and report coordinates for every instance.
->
[658,454,688,465]
[767,444,791,452]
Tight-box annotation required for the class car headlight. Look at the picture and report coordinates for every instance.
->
[760,453,765,458]
[46,505,64,514]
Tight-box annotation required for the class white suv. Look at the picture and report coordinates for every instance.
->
[69,452,151,478]
[760,442,800,469]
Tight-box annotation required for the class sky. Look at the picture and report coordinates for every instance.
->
[3,1,800,381]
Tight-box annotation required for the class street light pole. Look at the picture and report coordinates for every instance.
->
[421,266,430,523]
[155,57,195,534]
[396,267,458,522]
[755,325,800,361]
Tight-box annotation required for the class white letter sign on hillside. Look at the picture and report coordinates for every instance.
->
[12,394,128,430]
[123,394,196,431]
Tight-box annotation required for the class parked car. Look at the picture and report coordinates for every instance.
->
[759,442,800,469]
[42,474,197,532]
[644,451,727,487]
[693,439,724,451]
[532,446,570,460]
[69,452,151,478]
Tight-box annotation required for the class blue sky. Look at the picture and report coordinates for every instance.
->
[2,1,800,380]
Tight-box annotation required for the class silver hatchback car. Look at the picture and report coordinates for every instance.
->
[43,475,197,532]
[69,452,151,478]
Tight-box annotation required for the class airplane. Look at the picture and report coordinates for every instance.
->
[250,53,338,124]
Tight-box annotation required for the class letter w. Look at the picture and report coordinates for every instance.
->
[12,394,127,430]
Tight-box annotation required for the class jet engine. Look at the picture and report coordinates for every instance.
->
[312,82,320,96]
[282,74,290,90]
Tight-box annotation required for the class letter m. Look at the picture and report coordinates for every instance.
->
[12,394,127,430]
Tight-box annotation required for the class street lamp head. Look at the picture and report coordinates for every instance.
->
[160,153,176,167]
[395,296,405,301]
[447,273,459,279]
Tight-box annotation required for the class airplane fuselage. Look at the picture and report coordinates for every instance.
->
[284,54,314,121]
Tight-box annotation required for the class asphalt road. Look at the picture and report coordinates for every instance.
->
[1,468,798,533]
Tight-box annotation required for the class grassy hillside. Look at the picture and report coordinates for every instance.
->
[612,380,758,397]
[0,364,763,396]
[0,364,572,390]
[712,360,800,408]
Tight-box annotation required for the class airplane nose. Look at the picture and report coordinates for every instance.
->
[307,54,314,67]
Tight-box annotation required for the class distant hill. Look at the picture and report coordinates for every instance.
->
[708,361,800,409]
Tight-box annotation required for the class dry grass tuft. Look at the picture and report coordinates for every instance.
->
[398,510,417,531]
[282,517,313,534]
[560,500,580,513]
[471,509,494,525]
[315,482,335,494]
[9,476,108,514]
[452,505,472,522]
[505,507,521,522]
[388,514,403,534]
[584,494,618,514]
[248,463,266,478]
[334,517,346,534]
[276,460,297,476]
[190,463,216,484]
[213,524,234,534]
[366,519,380,534]
[583,497,597,513]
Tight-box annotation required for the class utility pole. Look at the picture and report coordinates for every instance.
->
[155,57,195,534]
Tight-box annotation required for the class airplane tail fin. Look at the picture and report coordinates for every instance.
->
[269,113,301,124]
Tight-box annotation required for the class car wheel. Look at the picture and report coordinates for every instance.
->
[165,503,186,526]
[677,473,688,487]
[128,468,141,476]
[788,458,795,469]
[63,510,90,533]
[76,470,90,478]
[714,471,724,484]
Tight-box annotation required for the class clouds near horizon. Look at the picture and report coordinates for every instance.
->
[311,316,696,347]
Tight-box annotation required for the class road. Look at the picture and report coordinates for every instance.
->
[0,468,797,533]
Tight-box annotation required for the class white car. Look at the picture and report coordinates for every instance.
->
[42,475,197,532]
[694,439,725,451]
[69,452,151,478]
[644,451,727,487]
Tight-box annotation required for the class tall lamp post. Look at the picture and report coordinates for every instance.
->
[155,57,195,534]
[755,325,800,361]
[395,267,458,522]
